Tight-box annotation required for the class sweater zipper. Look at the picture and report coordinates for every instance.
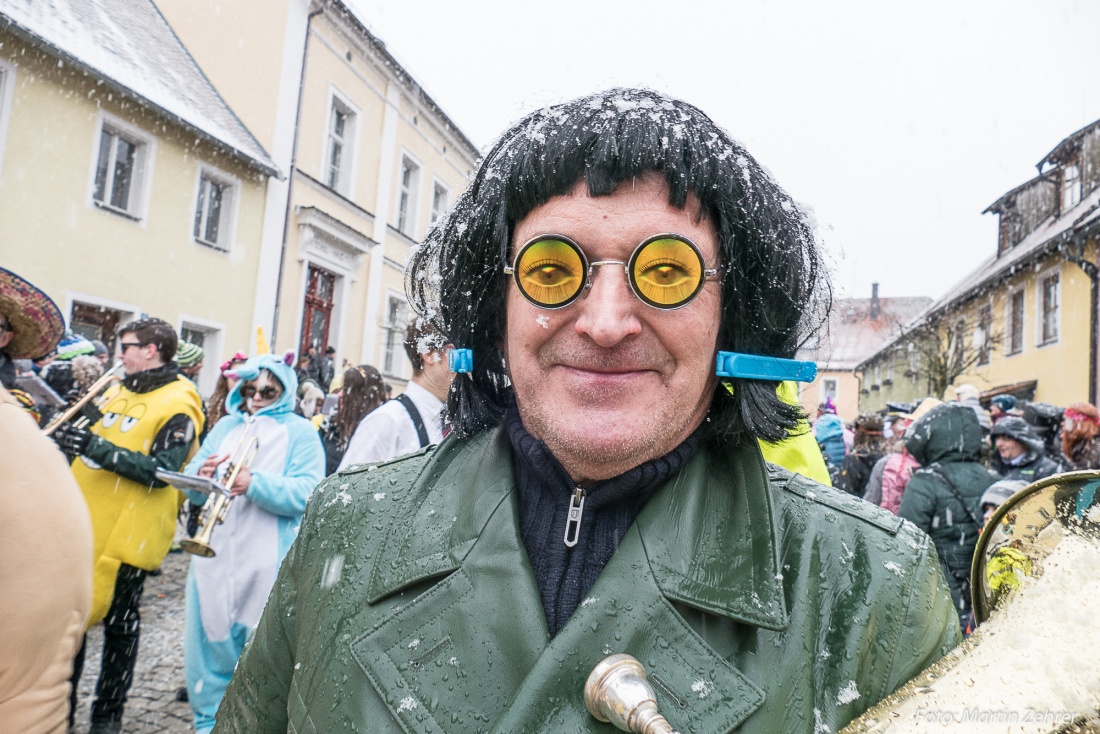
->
[547,452,587,548]
[563,486,587,548]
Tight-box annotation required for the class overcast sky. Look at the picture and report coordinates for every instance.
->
[347,0,1100,302]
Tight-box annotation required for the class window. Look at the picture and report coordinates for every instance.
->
[1062,163,1081,211]
[179,321,224,396]
[193,170,236,250]
[181,326,206,352]
[952,317,966,363]
[976,304,992,365]
[396,156,420,235]
[93,123,150,218]
[1007,289,1025,355]
[382,295,409,375]
[822,378,838,401]
[326,99,355,192]
[71,302,129,355]
[1039,273,1059,345]
[0,59,14,178]
[907,342,920,379]
[430,181,449,223]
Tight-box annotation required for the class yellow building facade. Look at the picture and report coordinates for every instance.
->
[0,4,278,396]
[158,0,480,389]
[859,117,1100,412]
[944,250,1095,406]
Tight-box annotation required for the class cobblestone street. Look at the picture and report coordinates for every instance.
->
[72,549,193,734]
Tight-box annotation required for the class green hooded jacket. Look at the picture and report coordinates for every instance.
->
[213,429,959,733]
[900,403,997,619]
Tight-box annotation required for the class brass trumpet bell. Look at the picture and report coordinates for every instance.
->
[180,422,259,558]
[585,654,676,734]
[840,471,1100,733]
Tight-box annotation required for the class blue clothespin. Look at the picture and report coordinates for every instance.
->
[715,351,817,383]
[448,348,473,374]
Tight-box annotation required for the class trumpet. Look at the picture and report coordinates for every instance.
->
[585,654,675,734]
[180,419,260,558]
[42,364,122,436]
[840,471,1100,733]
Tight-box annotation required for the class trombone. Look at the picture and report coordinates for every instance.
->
[42,364,123,436]
[180,418,260,558]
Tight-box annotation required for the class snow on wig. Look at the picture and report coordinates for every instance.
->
[406,88,831,444]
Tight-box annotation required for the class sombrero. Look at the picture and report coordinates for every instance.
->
[0,267,65,359]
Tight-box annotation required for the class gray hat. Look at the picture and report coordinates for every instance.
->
[91,339,109,356]
[981,479,1028,509]
[990,416,1039,444]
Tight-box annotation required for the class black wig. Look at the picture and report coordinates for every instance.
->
[406,88,831,445]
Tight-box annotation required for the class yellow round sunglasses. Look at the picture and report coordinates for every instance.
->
[504,233,719,310]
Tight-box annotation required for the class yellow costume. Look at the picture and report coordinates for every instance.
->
[71,377,203,626]
[759,381,832,486]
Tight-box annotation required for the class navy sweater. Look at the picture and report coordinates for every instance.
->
[505,408,698,636]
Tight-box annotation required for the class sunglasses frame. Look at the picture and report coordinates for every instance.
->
[504,233,718,311]
[241,385,281,401]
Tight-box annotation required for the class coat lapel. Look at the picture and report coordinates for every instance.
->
[350,432,784,734]
[489,522,767,734]
[351,431,550,732]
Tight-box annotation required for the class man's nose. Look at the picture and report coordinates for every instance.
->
[573,264,642,347]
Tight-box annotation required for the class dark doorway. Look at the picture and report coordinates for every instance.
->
[300,265,336,357]
[70,302,126,354]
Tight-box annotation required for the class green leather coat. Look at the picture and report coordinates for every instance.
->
[214,428,959,733]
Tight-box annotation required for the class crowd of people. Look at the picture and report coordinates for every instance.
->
[0,88,1093,733]
[815,384,1098,631]
[0,265,454,733]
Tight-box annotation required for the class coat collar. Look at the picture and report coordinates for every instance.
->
[364,426,788,631]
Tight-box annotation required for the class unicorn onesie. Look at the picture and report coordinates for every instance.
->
[182,351,324,733]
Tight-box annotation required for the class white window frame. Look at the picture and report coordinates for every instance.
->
[177,315,225,398]
[1035,268,1060,347]
[1005,285,1026,356]
[430,178,449,223]
[1062,163,1082,211]
[381,292,410,378]
[87,112,156,222]
[0,58,16,182]
[191,164,240,252]
[323,89,359,196]
[907,342,919,378]
[395,152,421,237]
[821,378,838,402]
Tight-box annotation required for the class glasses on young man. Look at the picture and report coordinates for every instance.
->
[504,233,718,310]
[241,385,281,400]
[118,341,146,352]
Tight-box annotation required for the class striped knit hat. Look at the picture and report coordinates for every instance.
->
[176,341,204,369]
[56,332,95,361]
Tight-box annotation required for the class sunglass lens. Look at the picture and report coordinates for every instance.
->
[514,238,585,308]
[630,237,705,308]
